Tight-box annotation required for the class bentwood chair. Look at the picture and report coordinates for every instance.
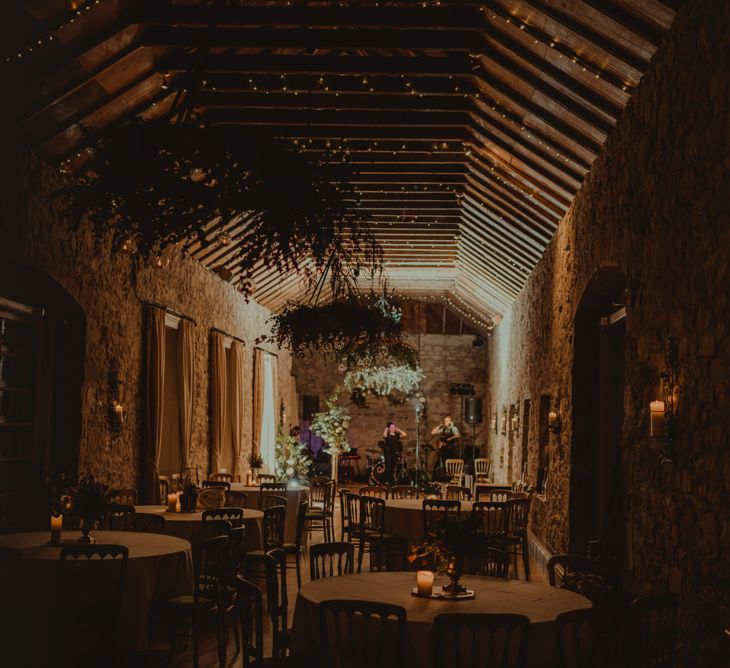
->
[548,555,607,606]
[232,575,265,667]
[466,547,510,579]
[203,480,231,491]
[357,496,406,572]
[310,541,355,582]
[264,548,290,660]
[389,485,420,499]
[507,497,531,580]
[132,512,165,534]
[471,501,511,551]
[423,499,461,537]
[445,459,465,486]
[434,613,530,668]
[309,476,330,510]
[445,485,471,501]
[555,607,603,668]
[319,600,407,668]
[257,474,277,485]
[284,501,308,588]
[226,490,249,508]
[359,484,389,499]
[304,481,336,542]
[203,507,244,527]
[259,493,288,512]
[474,484,512,501]
[102,504,135,531]
[210,472,233,484]
[474,458,492,483]
[260,481,289,496]
[158,476,169,502]
[59,544,129,664]
[627,593,679,668]
[340,489,362,546]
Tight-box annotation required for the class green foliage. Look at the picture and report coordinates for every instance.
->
[310,397,352,455]
[275,425,311,481]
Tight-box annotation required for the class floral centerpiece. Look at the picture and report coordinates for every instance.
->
[61,475,117,543]
[275,425,311,483]
[409,513,487,596]
[248,452,264,484]
[311,397,351,455]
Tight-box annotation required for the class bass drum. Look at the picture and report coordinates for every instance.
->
[368,456,386,485]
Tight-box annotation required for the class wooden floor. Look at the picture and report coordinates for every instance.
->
[146,496,546,668]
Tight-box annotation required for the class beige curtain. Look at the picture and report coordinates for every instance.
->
[144,307,166,504]
[230,340,246,480]
[177,319,194,470]
[289,374,299,429]
[252,348,265,457]
[210,331,227,474]
[270,353,279,424]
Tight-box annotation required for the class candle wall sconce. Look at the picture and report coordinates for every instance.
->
[500,405,508,435]
[491,408,498,433]
[109,372,127,433]
[650,337,677,463]
[548,409,561,435]
[511,404,520,435]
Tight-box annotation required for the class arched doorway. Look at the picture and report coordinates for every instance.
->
[569,267,627,561]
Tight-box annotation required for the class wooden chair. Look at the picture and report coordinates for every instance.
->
[310,541,355,582]
[466,547,510,578]
[474,483,512,501]
[357,496,406,573]
[197,519,233,544]
[445,459,465,486]
[202,479,231,491]
[471,501,511,550]
[261,505,287,551]
[304,480,336,542]
[627,593,679,668]
[423,499,461,536]
[284,501,308,588]
[340,489,362,546]
[257,473,277,484]
[508,497,531,580]
[264,548,290,660]
[548,555,607,606]
[260,481,288,496]
[389,484,419,499]
[59,544,129,663]
[309,476,330,510]
[158,476,169,502]
[555,607,602,668]
[445,484,471,501]
[226,490,248,508]
[102,504,135,531]
[232,575,264,667]
[319,600,407,668]
[108,488,138,506]
[210,472,233,484]
[157,535,236,668]
[433,612,530,668]
[359,484,389,499]
[203,507,244,527]
[132,512,165,534]
[474,458,492,483]
[258,494,288,512]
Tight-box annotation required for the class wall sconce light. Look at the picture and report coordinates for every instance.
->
[109,372,127,433]
[548,410,561,435]
[501,405,507,435]
[511,404,520,434]
[650,337,677,463]
[490,409,498,433]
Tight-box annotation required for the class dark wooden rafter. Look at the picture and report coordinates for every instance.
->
[2,0,678,320]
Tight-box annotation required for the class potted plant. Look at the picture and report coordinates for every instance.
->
[248,452,264,484]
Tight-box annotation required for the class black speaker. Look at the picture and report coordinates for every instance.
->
[464,397,483,424]
[302,395,320,422]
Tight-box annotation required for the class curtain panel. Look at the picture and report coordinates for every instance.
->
[177,318,194,471]
[252,348,264,458]
[210,331,227,474]
[230,340,246,480]
[143,306,166,504]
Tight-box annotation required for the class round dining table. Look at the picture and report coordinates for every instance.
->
[385,498,479,547]
[229,483,308,543]
[134,505,264,549]
[0,530,193,658]
[290,571,591,668]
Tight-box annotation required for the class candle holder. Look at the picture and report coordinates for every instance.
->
[548,410,562,435]
[49,513,63,546]
[652,337,677,464]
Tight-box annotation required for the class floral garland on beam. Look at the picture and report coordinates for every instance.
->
[343,365,424,399]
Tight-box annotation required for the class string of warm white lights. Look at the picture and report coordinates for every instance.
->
[400,294,494,332]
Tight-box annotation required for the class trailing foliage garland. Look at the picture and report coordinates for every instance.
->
[54,119,381,297]
[343,365,424,399]
[274,425,311,482]
[310,397,352,455]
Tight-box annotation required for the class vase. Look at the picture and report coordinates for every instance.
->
[180,489,198,512]
[77,518,97,544]
[442,555,466,596]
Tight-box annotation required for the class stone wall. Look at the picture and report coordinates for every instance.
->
[294,330,488,473]
[486,0,729,664]
[0,148,295,491]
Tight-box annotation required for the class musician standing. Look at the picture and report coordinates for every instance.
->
[431,415,460,464]
[382,422,407,484]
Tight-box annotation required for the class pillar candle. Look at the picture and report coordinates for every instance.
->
[417,570,434,596]
[50,514,63,546]
[650,401,665,438]
[167,492,180,512]
[548,411,557,428]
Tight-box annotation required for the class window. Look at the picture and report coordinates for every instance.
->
[259,352,277,474]
[158,320,182,478]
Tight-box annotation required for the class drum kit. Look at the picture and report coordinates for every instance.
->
[364,442,440,485]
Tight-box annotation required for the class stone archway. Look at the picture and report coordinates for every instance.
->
[569,266,627,558]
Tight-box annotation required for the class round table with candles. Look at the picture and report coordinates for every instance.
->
[134,505,264,548]
[229,483,308,543]
[0,530,193,660]
[290,571,592,668]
